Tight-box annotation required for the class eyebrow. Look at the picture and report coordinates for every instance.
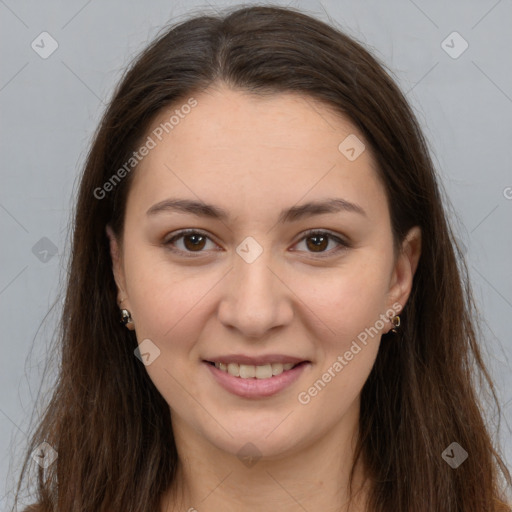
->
[146,197,367,222]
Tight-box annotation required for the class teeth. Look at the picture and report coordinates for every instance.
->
[255,364,273,379]
[213,361,298,379]
[227,363,239,377]
[239,364,256,378]
[271,363,284,375]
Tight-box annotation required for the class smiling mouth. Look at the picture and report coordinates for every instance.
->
[205,361,307,379]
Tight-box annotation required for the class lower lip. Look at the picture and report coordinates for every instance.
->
[204,361,309,399]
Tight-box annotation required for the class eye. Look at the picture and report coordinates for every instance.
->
[292,229,349,257]
[164,228,349,258]
[163,229,219,256]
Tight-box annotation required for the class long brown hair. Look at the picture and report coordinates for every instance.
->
[12,5,511,511]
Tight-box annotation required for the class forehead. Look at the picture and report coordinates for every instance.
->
[127,85,387,224]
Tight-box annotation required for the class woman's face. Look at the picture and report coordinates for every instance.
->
[108,85,420,460]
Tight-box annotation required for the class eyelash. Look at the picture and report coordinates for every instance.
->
[163,228,350,258]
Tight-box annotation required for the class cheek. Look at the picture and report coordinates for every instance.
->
[125,240,392,347]
[293,266,387,414]
[127,262,214,345]
[121,241,192,337]
[294,256,392,343]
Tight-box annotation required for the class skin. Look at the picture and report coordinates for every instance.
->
[107,84,421,512]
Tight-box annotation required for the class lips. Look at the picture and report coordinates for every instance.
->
[204,354,307,366]
[202,353,311,397]
[208,361,300,379]
[203,354,309,379]
[204,359,310,398]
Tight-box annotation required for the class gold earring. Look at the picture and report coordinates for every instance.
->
[390,315,401,334]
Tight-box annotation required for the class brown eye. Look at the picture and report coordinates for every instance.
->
[294,230,349,257]
[164,230,217,256]
[164,229,348,258]
[305,234,329,252]
[182,233,207,251]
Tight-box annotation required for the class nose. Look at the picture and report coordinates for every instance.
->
[217,247,293,339]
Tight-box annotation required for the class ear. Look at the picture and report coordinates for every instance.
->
[106,224,128,306]
[386,226,422,317]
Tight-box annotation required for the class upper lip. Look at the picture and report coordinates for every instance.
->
[204,354,309,365]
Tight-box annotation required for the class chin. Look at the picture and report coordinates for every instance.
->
[197,416,313,461]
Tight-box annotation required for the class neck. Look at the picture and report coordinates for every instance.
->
[161,401,369,512]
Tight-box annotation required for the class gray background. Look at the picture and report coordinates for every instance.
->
[1,0,511,507]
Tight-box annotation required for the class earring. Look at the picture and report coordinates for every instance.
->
[390,315,401,334]
[120,308,134,330]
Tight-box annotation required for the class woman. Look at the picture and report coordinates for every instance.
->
[13,5,511,511]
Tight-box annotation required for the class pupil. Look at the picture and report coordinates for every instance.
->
[185,234,205,251]
[308,235,327,252]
